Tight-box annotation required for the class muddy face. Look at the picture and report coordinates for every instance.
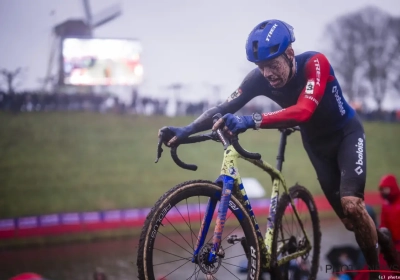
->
[256,55,292,88]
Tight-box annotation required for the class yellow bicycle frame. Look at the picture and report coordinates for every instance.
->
[219,144,312,269]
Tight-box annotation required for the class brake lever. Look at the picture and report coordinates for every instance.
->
[206,131,220,142]
[155,133,164,163]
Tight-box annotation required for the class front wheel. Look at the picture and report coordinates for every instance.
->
[137,180,262,280]
[270,184,321,280]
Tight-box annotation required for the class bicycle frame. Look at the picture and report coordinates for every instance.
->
[192,135,312,270]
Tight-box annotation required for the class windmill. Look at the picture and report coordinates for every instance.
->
[43,0,122,92]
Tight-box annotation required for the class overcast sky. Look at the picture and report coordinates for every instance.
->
[0,0,399,105]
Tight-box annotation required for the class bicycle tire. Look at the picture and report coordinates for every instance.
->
[137,180,262,280]
[270,184,321,280]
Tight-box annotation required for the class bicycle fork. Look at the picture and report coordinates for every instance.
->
[192,175,234,263]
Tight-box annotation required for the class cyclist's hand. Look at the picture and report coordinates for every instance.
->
[158,125,194,147]
[212,113,255,135]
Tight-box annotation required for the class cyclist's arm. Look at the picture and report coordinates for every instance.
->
[258,53,332,129]
[190,69,265,133]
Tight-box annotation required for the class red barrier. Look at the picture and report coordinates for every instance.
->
[0,191,383,240]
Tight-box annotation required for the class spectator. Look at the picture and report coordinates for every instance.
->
[354,174,400,279]
[378,174,400,251]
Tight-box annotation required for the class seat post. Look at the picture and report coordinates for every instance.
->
[276,129,288,172]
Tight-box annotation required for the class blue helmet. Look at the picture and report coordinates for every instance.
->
[246,19,295,63]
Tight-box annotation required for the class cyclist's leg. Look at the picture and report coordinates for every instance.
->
[302,138,345,220]
[337,116,380,275]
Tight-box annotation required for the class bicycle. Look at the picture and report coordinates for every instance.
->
[137,114,321,280]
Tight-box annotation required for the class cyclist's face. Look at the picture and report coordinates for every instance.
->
[256,55,291,88]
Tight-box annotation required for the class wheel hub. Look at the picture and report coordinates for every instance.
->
[287,235,298,254]
[197,243,223,274]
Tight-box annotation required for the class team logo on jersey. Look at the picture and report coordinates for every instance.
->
[263,109,286,117]
[354,137,364,175]
[332,86,346,116]
[313,59,321,86]
[227,88,242,102]
[305,80,315,94]
[305,95,319,105]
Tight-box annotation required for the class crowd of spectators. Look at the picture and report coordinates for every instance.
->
[1,90,399,122]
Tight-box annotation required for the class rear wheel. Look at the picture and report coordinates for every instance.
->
[137,180,261,280]
[270,185,321,280]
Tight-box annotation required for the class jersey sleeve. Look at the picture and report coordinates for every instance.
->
[217,68,268,115]
[259,53,331,129]
[191,68,266,132]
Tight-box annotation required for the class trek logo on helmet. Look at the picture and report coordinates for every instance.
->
[266,23,278,42]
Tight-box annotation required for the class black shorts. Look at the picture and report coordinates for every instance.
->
[302,114,366,219]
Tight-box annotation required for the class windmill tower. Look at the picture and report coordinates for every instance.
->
[43,0,122,93]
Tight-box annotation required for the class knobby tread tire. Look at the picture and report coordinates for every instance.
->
[270,184,321,280]
[136,179,262,280]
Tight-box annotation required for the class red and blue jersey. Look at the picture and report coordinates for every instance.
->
[222,51,355,139]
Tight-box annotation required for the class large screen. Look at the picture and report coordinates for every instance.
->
[62,38,143,86]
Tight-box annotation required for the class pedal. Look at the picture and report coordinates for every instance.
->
[227,234,244,244]
[227,235,251,263]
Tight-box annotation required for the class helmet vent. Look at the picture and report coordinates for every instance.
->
[252,41,259,59]
[269,44,280,54]
[259,22,268,30]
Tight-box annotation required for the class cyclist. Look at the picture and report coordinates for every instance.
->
[158,19,399,279]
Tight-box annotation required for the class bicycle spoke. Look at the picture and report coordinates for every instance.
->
[296,202,307,237]
[153,255,192,266]
[186,264,201,280]
[220,263,242,279]
[221,260,248,270]
[172,202,197,249]
[186,198,195,249]
[156,231,193,255]
[158,258,192,279]
[295,213,301,238]
[195,264,203,280]
[282,214,292,238]
[279,223,285,248]
[220,223,240,244]
[164,215,194,250]
[290,210,295,234]
[222,253,247,260]
[153,247,191,261]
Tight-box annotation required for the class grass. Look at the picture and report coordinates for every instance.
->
[0,111,399,219]
[0,226,144,250]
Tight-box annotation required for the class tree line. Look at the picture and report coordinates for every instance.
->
[325,5,400,111]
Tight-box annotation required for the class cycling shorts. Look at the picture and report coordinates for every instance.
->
[302,114,366,219]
